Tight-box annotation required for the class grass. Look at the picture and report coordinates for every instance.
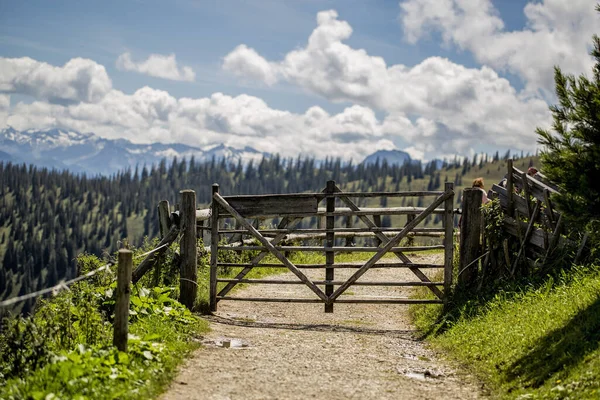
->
[410,264,600,399]
[0,252,210,400]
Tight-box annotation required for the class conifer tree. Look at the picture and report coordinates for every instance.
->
[536,10,600,240]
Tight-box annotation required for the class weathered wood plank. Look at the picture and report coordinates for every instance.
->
[216,278,445,286]
[325,180,335,313]
[334,185,445,299]
[209,184,220,312]
[217,245,445,252]
[196,208,211,221]
[503,217,546,249]
[218,227,447,234]
[217,217,296,299]
[459,188,482,286]
[329,190,452,301]
[179,190,197,310]
[218,206,447,218]
[217,296,444,304]
[222,195,319,217]
[493,184,529,217]
[214,193,328,302]
[512,166,559,203]
[114,249,133,352]
[216,262,445,269]
[327,191,445,198]
[444,182,455,300]
[154,200,171,287]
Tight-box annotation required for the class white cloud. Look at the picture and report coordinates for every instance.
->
[399,0,598,96]
[116,52,196,82]
[222,10,552,157]
[403,146,425,161]
[0,57,112,104]
[1,58,425,161]
[222,45,279,85]
[0,94,9,128]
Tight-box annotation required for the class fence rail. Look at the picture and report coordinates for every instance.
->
[206,180,456,312]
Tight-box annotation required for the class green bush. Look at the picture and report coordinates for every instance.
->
[0,251,208,400]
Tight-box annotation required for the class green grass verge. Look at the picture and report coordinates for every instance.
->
[410,265,600,399]
[0,253,210,400]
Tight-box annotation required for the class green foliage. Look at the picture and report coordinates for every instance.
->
[481,199,507,250]
[536,15,600,255]
[427,265,600,399]
[0,252,209,400]
[1,150,536,314]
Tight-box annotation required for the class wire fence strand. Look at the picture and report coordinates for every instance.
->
[0,241,173,309]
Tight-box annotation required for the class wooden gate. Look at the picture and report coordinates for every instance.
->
[209,181,455,312]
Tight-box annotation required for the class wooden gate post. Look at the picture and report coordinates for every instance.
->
[209,184,220,312]
[325,180,335,313]
[114,249,132,352]
[459,188,482,287]
[154,200,170,286]
[443,182,454,301]
[180,190,197,310]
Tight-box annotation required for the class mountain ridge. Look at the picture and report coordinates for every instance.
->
[0,127,266,175]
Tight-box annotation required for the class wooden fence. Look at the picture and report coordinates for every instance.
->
[457,159,583,286]
[205,181,456,312]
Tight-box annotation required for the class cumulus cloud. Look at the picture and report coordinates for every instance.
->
[0,94,9,127]
[2,61,423,161]
[116,52,196,82]
[0,57,112,104]
[222,45,279,85]
[222,10,552,157]
[399,0,598,95]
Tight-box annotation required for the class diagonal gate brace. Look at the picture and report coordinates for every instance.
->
[217,217,300,298]
[214,193,328,302]
[333,185,446,299]
[328,190,453,302]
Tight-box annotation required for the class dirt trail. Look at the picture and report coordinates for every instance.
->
[161,254,484,400]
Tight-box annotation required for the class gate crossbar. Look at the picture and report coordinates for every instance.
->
[333,184,447,300]
[213,192,328,302]
[328,190,453,302]
[217,217,299,299]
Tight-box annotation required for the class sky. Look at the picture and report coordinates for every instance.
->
[0,0,598,162]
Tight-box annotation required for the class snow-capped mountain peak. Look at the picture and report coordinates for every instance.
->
[0,127,266,175]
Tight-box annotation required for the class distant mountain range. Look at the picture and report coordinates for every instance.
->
[0,127,266,175]
[0,127,426,175]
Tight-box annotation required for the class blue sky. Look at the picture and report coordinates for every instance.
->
[0,0,597,161]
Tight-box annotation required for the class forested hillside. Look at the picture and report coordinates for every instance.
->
[0,151,535,313]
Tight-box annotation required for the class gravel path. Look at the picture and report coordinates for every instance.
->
[161,254,485,400]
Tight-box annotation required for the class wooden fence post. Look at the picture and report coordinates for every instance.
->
[325,180,335,313]
[180,190,197,310]
[443,182,454,301]
[459,188,482,287]
[114,249,132,352]
[210,184,220,312]
[154,200,170,286]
